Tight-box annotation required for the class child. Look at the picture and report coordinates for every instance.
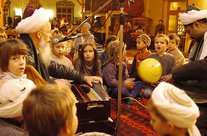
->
[148,82,201,136]
[51,34,74,70]
[22,85,78,136]
[102,40,142,101]
[100,35,117,66]
[144,34,175,97]
[0,39,36,135]
[129,34,152,80]
[74,42,102,77]
[22,85,111,136]
[167,33,185,67]
[148,34,175,77]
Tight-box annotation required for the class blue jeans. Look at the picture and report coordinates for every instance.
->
[109,81,142,99]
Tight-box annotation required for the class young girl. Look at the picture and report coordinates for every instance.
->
[130,34,152,80]
[167,33,185,67]
[74,42,102,77]
[0,39,36,135]
[100,35,117,66]
[72,22,95,60]
[148,82,200,136]
[51,34,74,70]
[102,40,142,101]
[148,34,175,77]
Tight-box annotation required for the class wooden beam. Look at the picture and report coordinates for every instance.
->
[0,0,7,26]
[75,0,83,7]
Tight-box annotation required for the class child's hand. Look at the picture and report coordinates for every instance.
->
[160,74,173,83]
[124,78,135,90]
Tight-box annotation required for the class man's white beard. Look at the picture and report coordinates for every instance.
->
[39,38,52,66]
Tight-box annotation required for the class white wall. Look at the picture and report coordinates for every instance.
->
[144,0,164,35]
[188,0,207,9]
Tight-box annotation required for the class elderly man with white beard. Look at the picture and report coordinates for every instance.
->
[15,7,102,86]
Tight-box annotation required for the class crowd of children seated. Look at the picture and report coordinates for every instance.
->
[0,10,202,135]
[0,20,187,103]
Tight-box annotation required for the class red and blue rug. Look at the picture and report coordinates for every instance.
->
[111,98,158,136]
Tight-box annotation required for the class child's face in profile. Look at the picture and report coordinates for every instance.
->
[154,37,167,54]
[168,39,177,51]
[83,45,95,62]
[149,108,171,136]
[53,42,67,58]
[8,54,26,76]
[136,38,147,51]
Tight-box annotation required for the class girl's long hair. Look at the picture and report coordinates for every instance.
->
[78,42,99,76]
[104,40,120,65]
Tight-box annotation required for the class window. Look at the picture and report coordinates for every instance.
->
[56,1,74,23]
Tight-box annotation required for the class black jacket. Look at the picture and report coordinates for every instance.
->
[48,61,84,83]
[172,57,207,102]
[20,34,84,83]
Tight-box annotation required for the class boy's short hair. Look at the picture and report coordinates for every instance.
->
[168,33,181,46]
[22,85,77,136]
[136,34,151,47]
[0,39,28,72]
[148,82,200,135]
[155,34,169,44]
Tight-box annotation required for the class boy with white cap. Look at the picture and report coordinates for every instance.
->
[148,82,200,136]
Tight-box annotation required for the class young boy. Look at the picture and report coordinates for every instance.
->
[51,34,74,70]
[22,85,78,136]
[129,33,152,80]
[167,33,185,67]
[148,82,201,136]
[148,34,175,77]
[22,85,111,136]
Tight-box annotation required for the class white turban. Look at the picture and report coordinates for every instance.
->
[15,8,49,34]
[0,78,36,118]
[179,9,207,25]
[151,82,201,136]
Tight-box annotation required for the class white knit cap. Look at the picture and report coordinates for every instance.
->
[0,79,36,118]
[82,22,91,29]
[137,34,151,47]
[151,82,201,136]
[15,8,49,34]
[179,9,207,25]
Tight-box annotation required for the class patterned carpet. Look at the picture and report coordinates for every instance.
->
[111,98,158,136]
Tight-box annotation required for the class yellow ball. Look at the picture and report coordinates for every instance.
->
[137,58,162,83]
